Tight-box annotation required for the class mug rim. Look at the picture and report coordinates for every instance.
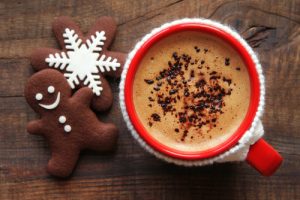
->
[124,22,260,160]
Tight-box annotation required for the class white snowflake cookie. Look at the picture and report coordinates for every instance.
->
[30,16,126,111]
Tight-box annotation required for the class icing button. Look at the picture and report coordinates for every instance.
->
[58,115,66,124]
[64,125,72,133]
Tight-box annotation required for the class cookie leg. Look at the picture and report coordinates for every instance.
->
[86,123,118,152]
[47,148,80,177]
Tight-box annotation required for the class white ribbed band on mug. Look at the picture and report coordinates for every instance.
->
[119,18,265,166]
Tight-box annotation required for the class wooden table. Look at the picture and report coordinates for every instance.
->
[0,0,299,199]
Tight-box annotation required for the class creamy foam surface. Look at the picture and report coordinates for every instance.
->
[133,31,250,152]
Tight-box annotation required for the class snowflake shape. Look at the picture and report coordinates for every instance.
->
[45,28,120,96]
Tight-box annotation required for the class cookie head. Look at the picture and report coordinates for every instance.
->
[25,69,72,113]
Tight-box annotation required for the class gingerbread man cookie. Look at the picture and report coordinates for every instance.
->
[25,69,118,177]
[30,16,126,112]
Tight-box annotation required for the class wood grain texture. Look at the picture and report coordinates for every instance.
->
[0,0,299,199]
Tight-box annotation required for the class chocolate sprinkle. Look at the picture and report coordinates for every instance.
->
[181,130,188,141]
[148,97,155,102]
[190,70,195,78]
[223,77,232,85]
[225,58,230,66]
[169,89,178,95]
[151,113,161,121]
[194,46,200,53]
[153,86,160,91]
[144,79,154,84]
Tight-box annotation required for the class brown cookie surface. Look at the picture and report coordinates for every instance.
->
[30,16,126,112]
[25,69,118,177]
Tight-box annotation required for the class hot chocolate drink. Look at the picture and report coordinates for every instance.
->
[133,31,250,152]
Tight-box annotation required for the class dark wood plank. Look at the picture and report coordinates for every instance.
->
[0,0,299,199]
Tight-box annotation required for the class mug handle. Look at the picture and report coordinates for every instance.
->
[246,138,283,176]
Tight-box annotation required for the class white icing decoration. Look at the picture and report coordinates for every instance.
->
[39,92,61,110]
[58,115,66,124]
[45,28,121,96]
[64,125,71,132]
[35,93,43,101]
[48,86,55,93]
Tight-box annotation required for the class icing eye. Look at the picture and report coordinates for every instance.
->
[48,86,55,94]
[35,93,43,101]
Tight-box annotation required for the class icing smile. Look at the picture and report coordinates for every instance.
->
[39,92,61,110]
[35,86,61,110]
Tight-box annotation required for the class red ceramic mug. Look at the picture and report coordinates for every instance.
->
[120,19,282,176]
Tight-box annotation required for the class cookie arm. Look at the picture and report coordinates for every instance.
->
[72,87,94,106]
[27,120,44,135]
[30,48,62,71]
[85,123,118,152]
